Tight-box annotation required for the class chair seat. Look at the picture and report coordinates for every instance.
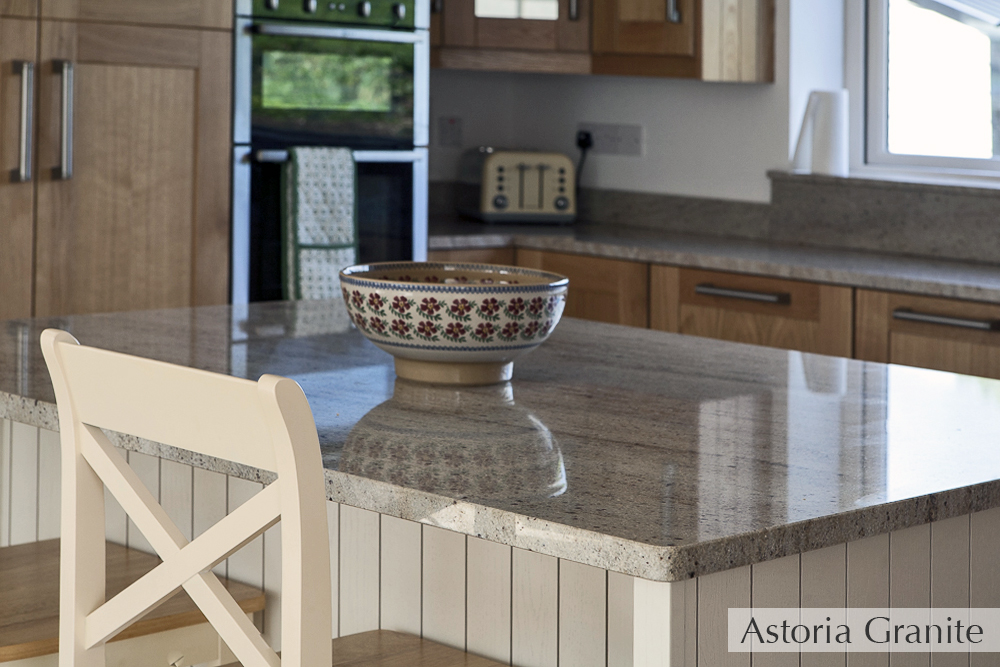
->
[221,630,506,666]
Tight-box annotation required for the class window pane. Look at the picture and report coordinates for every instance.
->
[886,0,995,159]
[475,0,558,19]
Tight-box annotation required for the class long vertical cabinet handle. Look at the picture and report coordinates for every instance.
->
[667,0,681,22]
[56,60,74,180]
[569,0,579,20]
[13,61,33,183]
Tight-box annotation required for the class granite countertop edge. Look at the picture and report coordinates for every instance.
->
[6,389,999,582]
[428,226,1000,304]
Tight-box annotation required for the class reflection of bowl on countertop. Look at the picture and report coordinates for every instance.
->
[339,261,568,385]
[342,379,566,501]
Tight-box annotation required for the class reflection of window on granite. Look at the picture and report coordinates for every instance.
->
[862,0,1000,173]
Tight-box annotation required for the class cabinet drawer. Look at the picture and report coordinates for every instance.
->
[516,249,648,327]
[652,266,853,357]
[427,247,516,266]
[856,289,1000,379]
[41,0,231,29]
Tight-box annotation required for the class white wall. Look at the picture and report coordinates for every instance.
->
[428,0,846,203]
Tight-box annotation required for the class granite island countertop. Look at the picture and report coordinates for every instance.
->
[4,299,1000,581]
[429,220,1000,303]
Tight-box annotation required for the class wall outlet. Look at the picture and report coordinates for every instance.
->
[437,116,464,148]
[577,122,643,156]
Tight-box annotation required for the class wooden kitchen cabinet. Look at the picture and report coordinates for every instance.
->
[30,20,231,316]
[0,16,37,320]
[651,266,853,357]
[592,0,774,81]
[432,0,591,74]
[427,247,517,265]
[40,0,231,29]
[856,289,1000,380]
[0,0,36,17]
[516,249,648,326]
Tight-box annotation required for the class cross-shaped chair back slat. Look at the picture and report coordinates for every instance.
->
[41,329,332,667]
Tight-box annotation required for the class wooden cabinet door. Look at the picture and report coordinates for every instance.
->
[592,0,695,57]
[856,289,1000,380]
[516,249,648,327]
[652,266,853,357]
[427,247,516,265]
[0,17,37,320]
[0,0,37,17]
[41,0,231,29]
[33,21,231,316]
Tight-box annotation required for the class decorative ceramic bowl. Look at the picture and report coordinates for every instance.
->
[339,261,569,385]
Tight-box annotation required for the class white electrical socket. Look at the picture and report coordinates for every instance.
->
[577,122,643,156]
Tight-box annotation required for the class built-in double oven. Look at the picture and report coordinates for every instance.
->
[232,0,429,304]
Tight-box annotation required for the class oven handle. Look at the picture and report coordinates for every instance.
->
[250,149,290,164]
[251,22,425,44]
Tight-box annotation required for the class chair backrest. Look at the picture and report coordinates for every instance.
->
[41,329,332,667]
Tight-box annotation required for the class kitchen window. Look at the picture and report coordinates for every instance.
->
[848,0,1000,179]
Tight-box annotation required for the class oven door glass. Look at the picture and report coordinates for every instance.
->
[252,30,414,149]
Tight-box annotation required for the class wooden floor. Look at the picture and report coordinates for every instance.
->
[0,538,266,662]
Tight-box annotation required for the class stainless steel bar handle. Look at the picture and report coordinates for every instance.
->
[431,0,442,12]
[695,283,791,304]
[569,0,579,20]
[14,61,33,183]
[892,308,1000,331]
[252,22,422,43]
[56,60,74,180]
[667,0,681,23]
[254,149,290,163]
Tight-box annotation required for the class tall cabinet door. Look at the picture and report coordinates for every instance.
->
[0,16,37,320]
[33,20,231,317]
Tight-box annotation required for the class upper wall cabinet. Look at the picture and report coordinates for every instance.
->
[432,0,591,74]
[593,0,774,81]
[40,0,232,29]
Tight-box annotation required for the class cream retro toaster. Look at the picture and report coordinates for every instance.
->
[479,151,576,224]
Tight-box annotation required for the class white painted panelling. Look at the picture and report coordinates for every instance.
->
[930,515,970,667]
[802,544,847,667]
[633,577,689,667]
[327,500,340,638]
[607,571,634,667]
[467,536,511,664]
[847,533,889,667]
[380,515,421,635]
[970,507,1000,667]
[698,565,750,667]
[159,459,193,541]
[339,504,379,636]
[890,523,931,667]
[227,477,265,591]
[9,421,38,545]
[1,419,12,547]
[512,548,558,667]
[193,467,228,577]
[125,451,159,555]
[752,554,799,667]
[422,525,466,650]
[263,522,282,650]
[559,560,606,667]
[36,429,60,541]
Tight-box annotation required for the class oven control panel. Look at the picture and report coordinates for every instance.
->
[251,0,415,28]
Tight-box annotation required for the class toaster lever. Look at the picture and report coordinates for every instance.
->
[536,164,549,210]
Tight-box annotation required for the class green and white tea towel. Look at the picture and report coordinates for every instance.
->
[281,147,357,300]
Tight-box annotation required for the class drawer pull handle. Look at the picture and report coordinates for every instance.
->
[569,0,579,20]
[13,61,33,183]
[892,308,1000,331]
[695,283,790,304]
[667,0,681,23]
[56,60,74,181]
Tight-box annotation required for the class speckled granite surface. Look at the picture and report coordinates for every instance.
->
[429,221,1000,303]
[4,302,1000,581]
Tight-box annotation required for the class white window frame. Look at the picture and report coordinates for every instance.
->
[845,0,1000,184]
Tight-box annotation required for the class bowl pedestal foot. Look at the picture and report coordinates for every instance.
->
[394,358,514,385]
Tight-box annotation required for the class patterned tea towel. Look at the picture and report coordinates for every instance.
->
[281,147,357,300]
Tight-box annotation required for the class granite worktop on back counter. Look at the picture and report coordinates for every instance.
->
[4,299,1000,582]
[429,219,1000,303]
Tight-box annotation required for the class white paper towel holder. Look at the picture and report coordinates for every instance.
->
[791,89,850,177]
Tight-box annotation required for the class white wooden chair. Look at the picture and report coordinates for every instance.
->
[41,329,331,667]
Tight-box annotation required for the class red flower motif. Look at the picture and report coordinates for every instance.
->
[367,292,385,310]
[523,321,540,337]
[445,322,467,339]
[426,275,441,283]
[419,297,442,314]
[479,298,501,316]
[351,290,364,308]
[501,322,520,338]
[529,297,545,315]
[474,322,496,338]
[352,312,367,330]
[369,317,386,333]
[539,320,552,336]
[507,297,526,315]
[391,296,411,313]
[417,321,438,336]
[391,319,410,335]
[546,295,559,313]
[450,298,472,316]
